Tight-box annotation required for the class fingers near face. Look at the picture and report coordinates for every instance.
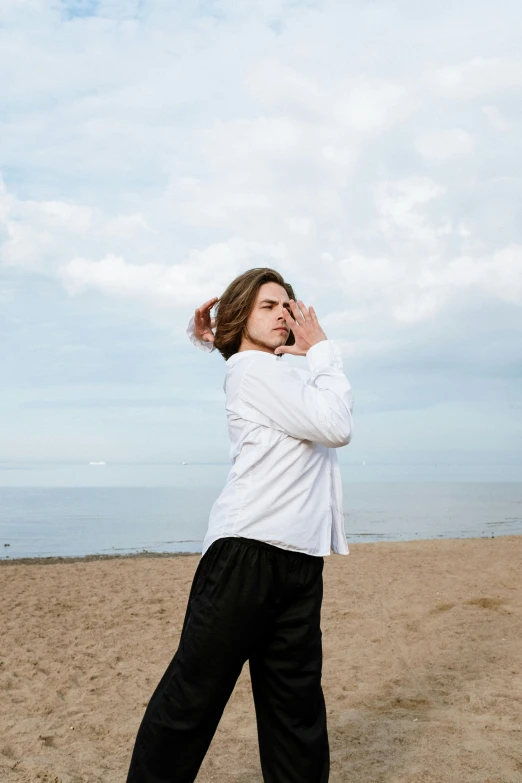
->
[296,300,310,320]
[196,296,218,319]
[288,299,309,323]
[287,300,300,321]
[283,305,297,326]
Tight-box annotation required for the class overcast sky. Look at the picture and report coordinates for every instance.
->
[1,0,521,480]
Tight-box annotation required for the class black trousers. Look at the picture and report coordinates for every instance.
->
[125,536,329,783]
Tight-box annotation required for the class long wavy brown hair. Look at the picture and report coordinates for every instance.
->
[213,268,297,360]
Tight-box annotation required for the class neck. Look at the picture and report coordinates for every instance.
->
[238,337,275,354]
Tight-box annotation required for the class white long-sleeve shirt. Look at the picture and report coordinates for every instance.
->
[186,317,354,557]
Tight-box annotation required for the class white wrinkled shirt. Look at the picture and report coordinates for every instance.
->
[186,317,354,557]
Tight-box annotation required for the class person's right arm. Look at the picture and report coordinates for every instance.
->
[239,341,354,449]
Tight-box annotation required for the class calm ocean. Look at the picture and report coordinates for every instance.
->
[0,462,521,560]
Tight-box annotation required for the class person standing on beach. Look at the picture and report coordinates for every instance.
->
[125,267,354,783]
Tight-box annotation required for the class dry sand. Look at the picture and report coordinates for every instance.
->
[1,535,521,783]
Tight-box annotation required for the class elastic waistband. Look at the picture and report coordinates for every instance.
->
[217,535,323,562]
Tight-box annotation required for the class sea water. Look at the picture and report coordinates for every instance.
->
[0,462,521,560]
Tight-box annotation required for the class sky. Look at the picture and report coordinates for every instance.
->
[1,0,521,482]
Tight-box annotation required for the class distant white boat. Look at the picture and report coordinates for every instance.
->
[89,461,106,466]
[181,461,187,465]
[362,461,366,466]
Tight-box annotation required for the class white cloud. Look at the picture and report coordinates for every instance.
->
[481,105,511,131]
[333,241,522,326]
[373,177,448,251]
[287,216,312,236]
[38,201,93,231]
[0,0,43,11]
[333,78,411,134]
[415,129,475,160]
[217,116,304,161]
[421,245,522,305]
[246,60,326,118]
[427,57,522,99]
[104,214,155,238]
[58,238,288,305]
[338,253,405,292]
[392,290,447,324]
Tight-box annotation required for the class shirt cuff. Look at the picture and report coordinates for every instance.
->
[186,315,215,353]
[306,339,343,372]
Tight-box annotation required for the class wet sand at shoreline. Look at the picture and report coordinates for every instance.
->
[1,535,521,782]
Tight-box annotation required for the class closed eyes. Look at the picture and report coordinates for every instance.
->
[262,304,291,311]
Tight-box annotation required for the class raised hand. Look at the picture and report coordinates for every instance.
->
[274,300,327,356]
[194,297,218,343]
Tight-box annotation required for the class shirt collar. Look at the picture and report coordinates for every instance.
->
[226,350,284,367]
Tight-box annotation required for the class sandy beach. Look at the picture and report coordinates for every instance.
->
[1,534,521,783]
